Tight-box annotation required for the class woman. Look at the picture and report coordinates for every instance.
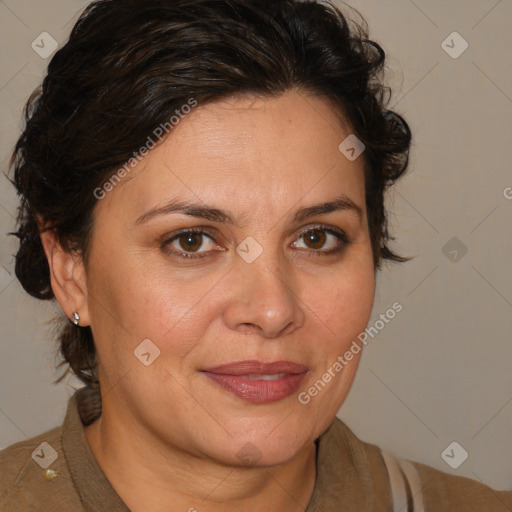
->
[1,0,510,510]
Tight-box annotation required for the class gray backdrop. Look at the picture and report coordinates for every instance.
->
[1,0,511,490]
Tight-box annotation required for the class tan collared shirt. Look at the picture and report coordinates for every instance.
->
[1,390,511,511]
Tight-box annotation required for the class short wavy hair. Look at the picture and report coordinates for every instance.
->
[9,0,412,389]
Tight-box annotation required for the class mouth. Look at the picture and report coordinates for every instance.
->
[201,360,309,403]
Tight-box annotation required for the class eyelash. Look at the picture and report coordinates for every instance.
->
[160,225,350,261]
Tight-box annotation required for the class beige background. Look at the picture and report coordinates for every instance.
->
[1,0,511,491]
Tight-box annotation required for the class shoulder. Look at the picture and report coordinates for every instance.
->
[0,425,83,511]
[323,418,512,511]
[0,426,62,483]
[1,426,59,509]
[411,459,512,512]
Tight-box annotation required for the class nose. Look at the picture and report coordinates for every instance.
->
[222,248,305,338]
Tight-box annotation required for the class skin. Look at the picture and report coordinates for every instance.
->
[41,90,376,512]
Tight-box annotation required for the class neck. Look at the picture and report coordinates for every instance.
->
[84,403,317,512]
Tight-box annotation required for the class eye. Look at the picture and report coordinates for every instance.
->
[161,225,350,261]
[161,228,222,259]
[292,226,349,254]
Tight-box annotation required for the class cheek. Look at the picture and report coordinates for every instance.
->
[95,258,221,359]
[310,262,376,349]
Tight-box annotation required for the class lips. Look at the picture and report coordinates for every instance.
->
[201,360,309,403]
[203,360,309,375]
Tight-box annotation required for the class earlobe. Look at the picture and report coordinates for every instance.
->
[39,227,90,327]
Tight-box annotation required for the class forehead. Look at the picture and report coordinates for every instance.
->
[167,91,351,161]
[95,90,366,221]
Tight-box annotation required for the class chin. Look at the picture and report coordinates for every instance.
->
[206,418,317,468]
[217,437,309,468]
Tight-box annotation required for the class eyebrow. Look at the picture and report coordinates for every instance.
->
[134,194,363,226]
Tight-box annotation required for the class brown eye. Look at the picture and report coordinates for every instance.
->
[293,226,349,254]
[161,229,221,260]
[178,232,203,252]
[303,229,327,250]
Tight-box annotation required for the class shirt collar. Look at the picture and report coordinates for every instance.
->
[61,390,129,512]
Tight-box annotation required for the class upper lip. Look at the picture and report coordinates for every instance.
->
[202,360,309,376]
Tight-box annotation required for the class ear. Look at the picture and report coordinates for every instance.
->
[39,224,90,327]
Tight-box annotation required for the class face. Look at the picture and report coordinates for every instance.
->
[83,90,376,466]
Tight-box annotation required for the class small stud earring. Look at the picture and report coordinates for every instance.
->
[72,311,80,326]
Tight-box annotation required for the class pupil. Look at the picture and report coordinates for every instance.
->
[180,233,201,251]
[306,230,325,249]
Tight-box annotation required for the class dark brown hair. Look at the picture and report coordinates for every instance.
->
[9,0,411,388]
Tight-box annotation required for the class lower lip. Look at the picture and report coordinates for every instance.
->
[202,372,307,403]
